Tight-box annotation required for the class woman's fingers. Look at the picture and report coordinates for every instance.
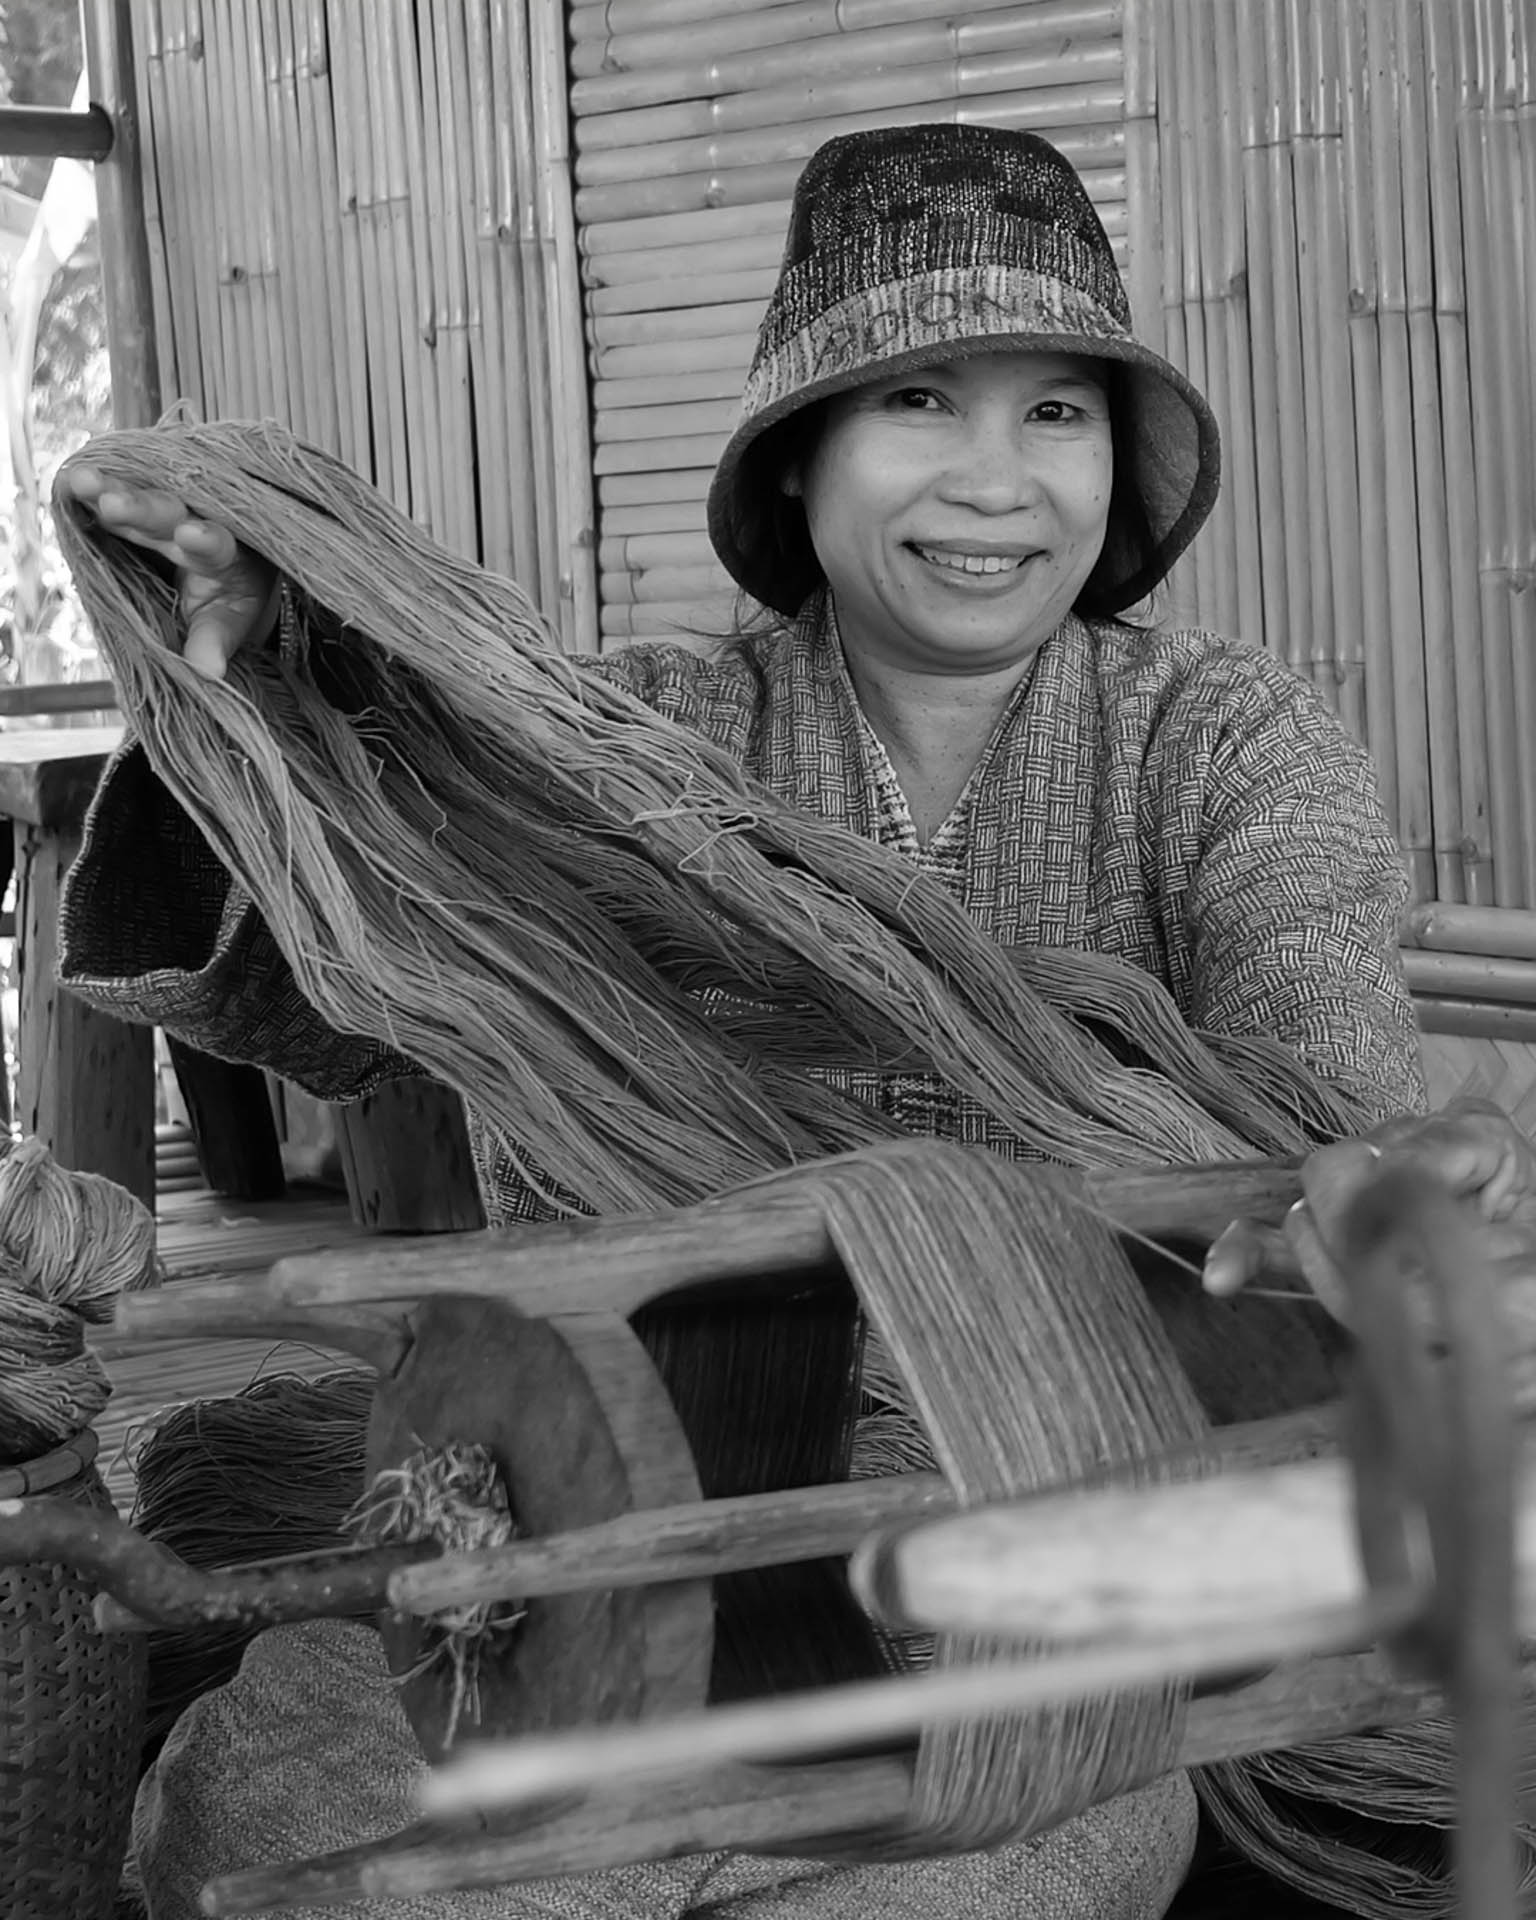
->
[60,467,280,678]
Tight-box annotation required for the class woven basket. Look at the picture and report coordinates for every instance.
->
[0,1428,148,1919]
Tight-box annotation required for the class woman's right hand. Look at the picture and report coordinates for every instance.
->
[58,465,281,680]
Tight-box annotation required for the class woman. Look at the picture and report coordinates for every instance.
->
[59,124,1531,1918]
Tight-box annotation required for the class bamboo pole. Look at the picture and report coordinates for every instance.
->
[595,398,740,444]
[465,0,540,590]
[599,606,737,645]
[1453,4,1524,909]
[1114,0,1159,353]
[594,334,757,380]
[257,0,318,445]
[598,530,719,571]
[432,0,498,568]
[410,0,468,555]
[1399,951,1536,1005]
[572,125,1127,227]
[594,432,734,476]
[1260,0,1312,681]
[575,43,1123,158]
[1149,3,1193,625]
[1230,0,1288,667]
[82,0,166,426]
[600,500,718,538]
[163,0,228,411]
[1289,0,1343,716]
[197,2,252,417]
[1422,0,1493,904]
[1396,0,1464,901]
[571,84,1127,190]
[583,229,789,287]
[1205,0,1263,646]
[598,468,715,508]
[529,0,602,653]
[1181,0,1236,638]
[1363,0,1435,901]
[1414,999,1536,1043]
[600,604,738,642]
[590,267,782,316]
[133,5,191,405]
[294,0,370,467]
[1164,2,1211,624]
[1304,2,1367,741]
[588,299,768,350]
[600,565,735,606]
[580,200,791,257]
[329,7,403,503]
[1402,901,1536,958]
[1473,0,1536,906]
[571,0,1124,116]
[493,0,562,616]
[1337,0,1400,840]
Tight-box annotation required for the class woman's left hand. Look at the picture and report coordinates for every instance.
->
[1205,1098,1536,1324]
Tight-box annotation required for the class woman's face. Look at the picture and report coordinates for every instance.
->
[789,350,1114,677]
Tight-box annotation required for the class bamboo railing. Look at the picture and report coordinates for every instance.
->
[1154,0,1536,915]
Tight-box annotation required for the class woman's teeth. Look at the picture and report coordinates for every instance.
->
[913,546,1025,575]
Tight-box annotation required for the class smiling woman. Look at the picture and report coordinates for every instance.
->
[47,118,1536,1920]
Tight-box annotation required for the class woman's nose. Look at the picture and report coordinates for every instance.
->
[936,420,1044,513]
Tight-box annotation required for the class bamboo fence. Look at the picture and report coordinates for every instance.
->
[567,0,1134,650]
[1154,0,1536,915]
[125,0,596,650]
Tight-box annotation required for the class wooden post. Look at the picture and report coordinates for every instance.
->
[0,728,155,1206]
[333,1080,485,1233]
[81,0,164,425]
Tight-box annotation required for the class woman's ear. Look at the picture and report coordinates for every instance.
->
[779,465,803,499]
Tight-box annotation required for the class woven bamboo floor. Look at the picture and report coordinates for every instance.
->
[94,1184,375,1517]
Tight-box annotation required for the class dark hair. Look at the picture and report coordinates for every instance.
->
[731,362,1160,629]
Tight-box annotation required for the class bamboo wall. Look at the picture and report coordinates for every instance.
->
[127,0,596,655]
[1150,0,1536,914]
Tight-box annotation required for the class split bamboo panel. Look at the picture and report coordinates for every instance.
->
[126,0,597,644]
[1150,0,1536,916]
[569,0,1133,654]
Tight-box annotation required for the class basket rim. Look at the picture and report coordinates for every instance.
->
[0,1427,101,1499]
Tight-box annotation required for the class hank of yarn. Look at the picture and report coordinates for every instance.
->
[0,1137,160,1464]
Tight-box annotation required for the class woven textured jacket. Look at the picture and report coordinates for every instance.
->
[58,599,1426,1227]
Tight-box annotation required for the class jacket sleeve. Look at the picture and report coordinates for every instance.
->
[1176,649,1427,1127]
[57,735,411,1100]
[54,618,685,1099]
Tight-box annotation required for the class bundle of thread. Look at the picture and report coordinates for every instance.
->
[0,1136,160,1465]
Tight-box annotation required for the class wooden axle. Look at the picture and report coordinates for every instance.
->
[202,1644,1459,1914]
[113,1156,1311,1341]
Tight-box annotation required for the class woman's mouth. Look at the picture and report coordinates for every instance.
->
[909,544,1032,577]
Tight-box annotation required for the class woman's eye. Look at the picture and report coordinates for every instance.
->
[1030,399,1078,423]
[888,386,944,411]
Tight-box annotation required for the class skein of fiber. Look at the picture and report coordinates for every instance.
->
[53,422,1378,1225]
[0,1137,160,1465]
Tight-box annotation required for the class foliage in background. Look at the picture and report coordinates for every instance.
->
[1,0,112,684]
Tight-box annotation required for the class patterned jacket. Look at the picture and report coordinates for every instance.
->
[58,601,1426,1226]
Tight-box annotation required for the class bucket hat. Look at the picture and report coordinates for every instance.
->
[706,122,1221,617]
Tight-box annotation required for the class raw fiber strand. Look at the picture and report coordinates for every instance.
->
[58,424,1367,1219]
[1195,1713,1536,1919]
[814,1140,1208,1854]
[130,1369,374,1755]
[0,1138,160,1466]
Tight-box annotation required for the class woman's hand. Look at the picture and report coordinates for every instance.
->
[58,465,280,681]
[1205,1098,1536,1326]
